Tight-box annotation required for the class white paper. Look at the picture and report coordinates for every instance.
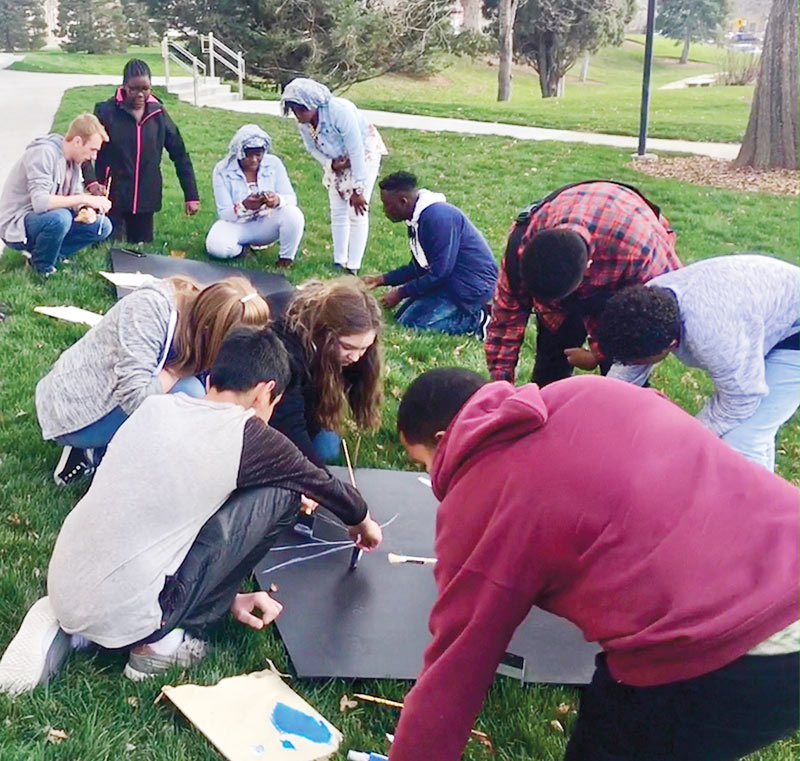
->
[98,271,153,289]
[34,306,103,327]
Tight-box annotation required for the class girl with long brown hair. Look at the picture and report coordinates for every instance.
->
[36,276,269,485]
[270,277,383,465]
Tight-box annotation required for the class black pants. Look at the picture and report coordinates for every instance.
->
[140,486,299,643]
[532,311,612,387]
[564,652,799,761]
[110,210,155,244]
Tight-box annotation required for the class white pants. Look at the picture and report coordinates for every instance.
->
[328,157,381,271]
[205,205,305,260]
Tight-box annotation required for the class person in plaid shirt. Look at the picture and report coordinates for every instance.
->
[486,181,682,385]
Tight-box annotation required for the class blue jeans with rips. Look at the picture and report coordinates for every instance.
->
[395,292,484,336]
[6,208,112,272]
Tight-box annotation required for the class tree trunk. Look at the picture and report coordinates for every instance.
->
[580,50,590,82]
[460,0,483,33]
[679,26,690,63]
[735,0,799,169]
[537,32,560,97]
[497,0,519,102]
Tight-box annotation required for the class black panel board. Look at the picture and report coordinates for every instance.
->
[254,467,599,684]
[109,248,293,307]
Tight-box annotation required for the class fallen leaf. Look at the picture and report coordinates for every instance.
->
[550,719,565,733]
[125,743,136,751]
[46,728,69,744]
[6,513,22,526]
[390,386,402,399]
[339,694,358,711]
[126,696,139,708]
[169,249,187,259]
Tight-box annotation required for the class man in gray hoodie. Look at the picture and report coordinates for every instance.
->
[0,113,113,275]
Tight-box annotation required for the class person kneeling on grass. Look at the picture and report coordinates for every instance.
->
[363,171,497,339]
[0,113,112,276]
[206,124,305,268]
[389,368,798,761]
[598,253,800,472]
[0,326,382,695]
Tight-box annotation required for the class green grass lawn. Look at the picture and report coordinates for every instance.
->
[10,37,751,143]
[0,86,796,760]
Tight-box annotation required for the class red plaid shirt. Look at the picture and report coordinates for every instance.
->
[486,182,681,382]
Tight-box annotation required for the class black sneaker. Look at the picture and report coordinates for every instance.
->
[53,446,94,487]
[477,306,492,342]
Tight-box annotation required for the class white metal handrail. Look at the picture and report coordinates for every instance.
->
[161,36,207,106]
[200,31,245,100]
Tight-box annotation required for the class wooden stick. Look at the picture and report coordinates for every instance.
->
[387,552,436,566]
[342,438,357,488]
[353,434,362,469]
[352,693,491,742]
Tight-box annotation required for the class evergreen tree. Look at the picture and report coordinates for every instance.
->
[121,0,153,46]
[656,0,729,64]
[59,0,128,54]
[0,0,46,51]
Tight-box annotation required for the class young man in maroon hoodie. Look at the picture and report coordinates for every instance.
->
[391,368,799,761]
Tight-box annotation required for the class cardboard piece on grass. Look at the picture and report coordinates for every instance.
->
[255,467,599,684]
[99,270,153,290]
[160,663,342,761]
[109,248,294,306]
[34,305,103,327]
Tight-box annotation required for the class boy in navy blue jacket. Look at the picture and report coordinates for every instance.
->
[363,172,497,338]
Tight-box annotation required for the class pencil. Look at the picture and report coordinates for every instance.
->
[343,439,363,570]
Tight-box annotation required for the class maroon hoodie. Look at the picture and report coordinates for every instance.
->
[390,375,798,761]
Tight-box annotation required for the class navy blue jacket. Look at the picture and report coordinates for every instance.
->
[383,202,497,312]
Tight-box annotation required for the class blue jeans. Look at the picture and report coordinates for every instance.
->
[312,430,342,463]
[6,208,112,272]
[55,376,206,451]
[395,292,483,336]
[721,348,799,471]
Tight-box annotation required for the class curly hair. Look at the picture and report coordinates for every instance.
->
[597,285,681,364]
[521,228,589,301]
[284,277,383,432]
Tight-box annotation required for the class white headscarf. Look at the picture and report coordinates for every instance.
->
[228,124,272,162]
[280,78,333,113]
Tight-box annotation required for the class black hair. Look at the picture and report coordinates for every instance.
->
[123,59,152,83]
[597,285,681,364]
[282,100,303,117]
[379,171,418,193]
[397,368,486,446]
[520,229,589,300]
[209,326,291,395]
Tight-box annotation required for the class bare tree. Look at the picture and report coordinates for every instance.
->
[497,0,521,101]
[734,0,798,169]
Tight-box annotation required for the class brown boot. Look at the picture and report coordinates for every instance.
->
[275,257,293,269]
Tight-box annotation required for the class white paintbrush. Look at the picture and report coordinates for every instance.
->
[387,552,436,566]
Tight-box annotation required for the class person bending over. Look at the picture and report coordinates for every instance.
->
[0,326,382,695]
[270,278,383,466]
[84,58,199,244]
[598,253,799,471]
[37,276,270,485]
[363,171,497,339]
[281,77,387,275]
[206,124,305,268]
[486,181,681,385]
[0,113,112,276]
[389,368,798,761]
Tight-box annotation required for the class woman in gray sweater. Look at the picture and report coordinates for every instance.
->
[36,276,270,485]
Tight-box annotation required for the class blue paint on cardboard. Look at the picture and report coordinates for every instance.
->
[271,702,332,745]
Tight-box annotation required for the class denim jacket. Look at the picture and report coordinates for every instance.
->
[212,154,297,223]
[297,97,371,186]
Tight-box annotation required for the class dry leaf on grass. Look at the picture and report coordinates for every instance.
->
[169,249,187,259]
[550,719,565,733]
[340,694,358,711]
[46,727,69,744]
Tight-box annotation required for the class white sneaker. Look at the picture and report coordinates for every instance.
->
[0,597,70,696]
[123,633,207,681]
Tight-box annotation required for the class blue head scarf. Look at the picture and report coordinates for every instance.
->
[228,124,272,162]
[280,78,333,114]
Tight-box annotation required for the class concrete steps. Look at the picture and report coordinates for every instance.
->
[166,76,240,107]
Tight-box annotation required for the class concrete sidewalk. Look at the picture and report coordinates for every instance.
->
[0,63,740,190]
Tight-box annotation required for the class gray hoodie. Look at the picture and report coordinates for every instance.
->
[0,134,84,244]
[35,279,178,440]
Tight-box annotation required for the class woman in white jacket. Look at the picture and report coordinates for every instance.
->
[206,124,305,268]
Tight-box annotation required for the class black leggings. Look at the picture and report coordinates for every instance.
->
[139,486,299,643]
[110,210,155,244]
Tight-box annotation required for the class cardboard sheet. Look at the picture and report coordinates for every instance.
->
[255,467,599,684]
[34,305,103,327]
[109,248,294,304]
[161,664,342,761]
